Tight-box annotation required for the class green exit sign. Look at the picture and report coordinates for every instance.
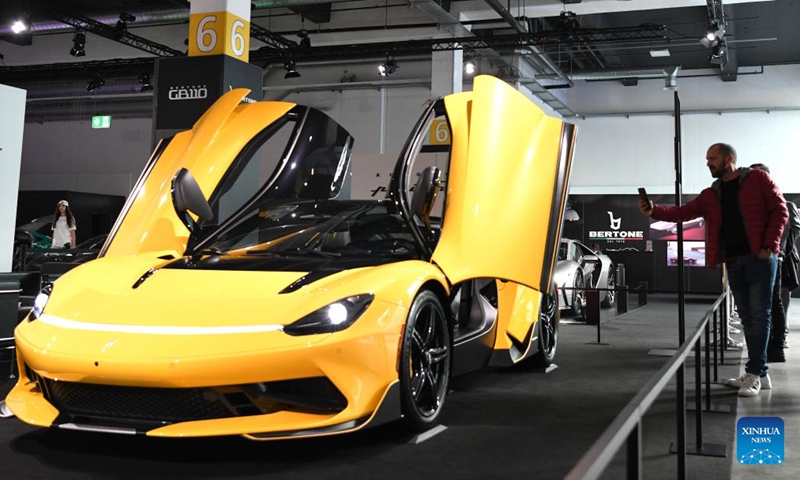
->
[91,115,111,129]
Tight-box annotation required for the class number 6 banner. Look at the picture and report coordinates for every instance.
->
[188,0,251,62]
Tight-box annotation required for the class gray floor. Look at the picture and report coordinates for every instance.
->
[0,294,797,479]
[730,303,800,479]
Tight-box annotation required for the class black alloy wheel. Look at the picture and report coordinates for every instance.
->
[399,290,451,431]
[532,287,559,367]
[571,271,585,318]
[601,268,616,308]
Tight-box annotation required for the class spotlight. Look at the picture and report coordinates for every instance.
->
[464,58,476,75]
[297,29,311,49]
[378,58,398,77]
[284,59,301,79]
[11,18,29,34]
[700,21,725,48]
[116,12,136,38]
[138,72,153,92]
[709,41,728,67]
[70,30,86,57]
[86,73,105,93]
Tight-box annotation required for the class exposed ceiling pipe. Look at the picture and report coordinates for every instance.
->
[262,78,432,93]
[481,0,574,89]
[482,0,527,33]
[558,66,681,90]
[566,66,680,80]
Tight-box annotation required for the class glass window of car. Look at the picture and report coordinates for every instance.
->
[206,117,296,227]
[397,102,451,239]
[205,201,418,259]
[195,107,355,251]
[558,241,568,261]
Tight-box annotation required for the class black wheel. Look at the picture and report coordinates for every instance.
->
[601,268,616,308]
[399,290,451,431]
[570,272,585,318]
[532,287,559,367]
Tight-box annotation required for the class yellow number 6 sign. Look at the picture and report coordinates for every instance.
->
[188,0,251,62]
[429,118,451,145]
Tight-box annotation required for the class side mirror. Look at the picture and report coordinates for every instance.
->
[584,253,600,263]
[171,168,213,233]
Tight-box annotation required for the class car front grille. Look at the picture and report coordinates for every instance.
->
[42,378,235,424]
[34,373,348,429]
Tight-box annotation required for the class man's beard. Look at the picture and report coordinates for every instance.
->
[710,166,725,178]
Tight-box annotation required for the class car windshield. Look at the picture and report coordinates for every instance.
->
[202,200,418,258]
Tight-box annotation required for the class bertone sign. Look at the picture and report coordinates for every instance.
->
[589,210,644,241]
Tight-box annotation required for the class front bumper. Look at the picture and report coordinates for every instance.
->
[7,304,406,439]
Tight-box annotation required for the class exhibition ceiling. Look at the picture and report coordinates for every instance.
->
[0,0,798,116]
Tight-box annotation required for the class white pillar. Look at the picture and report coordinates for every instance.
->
[0,84,27,272]
[431,49,463,99]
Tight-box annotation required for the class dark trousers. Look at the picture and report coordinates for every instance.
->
[727,254,777,376]
[770,259,787,350]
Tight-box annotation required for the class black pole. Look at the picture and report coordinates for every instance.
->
[713,310,719,382]
[705,319,712,410]
[597,315,602,344]
[673,91,687,480]
[695,337,703,451]
[627,421,642,480]
[721,295,726,365]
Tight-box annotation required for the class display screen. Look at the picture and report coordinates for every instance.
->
[650,217,706,241]
[666,241,705,268]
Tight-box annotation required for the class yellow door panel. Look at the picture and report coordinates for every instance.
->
[496,281,541,357]
[432,76,576,294]
[105,89,295,257]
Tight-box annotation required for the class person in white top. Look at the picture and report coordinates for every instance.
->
[51,199,76,248]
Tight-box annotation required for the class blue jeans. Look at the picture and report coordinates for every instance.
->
[726,254,778,376]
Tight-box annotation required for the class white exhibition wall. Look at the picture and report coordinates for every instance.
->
[17,85,800,202]
[0,84,27,272]
[571,109,800,195]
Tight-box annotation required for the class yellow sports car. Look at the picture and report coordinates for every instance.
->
[7,75,575,440]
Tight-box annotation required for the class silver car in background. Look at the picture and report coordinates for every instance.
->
[554,239,616,318]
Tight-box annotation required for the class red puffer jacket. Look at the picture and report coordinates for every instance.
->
[651,168,788,269]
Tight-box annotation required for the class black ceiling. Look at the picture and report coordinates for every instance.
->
[1,1,799,87]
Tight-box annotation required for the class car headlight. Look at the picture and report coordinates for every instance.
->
[283,294,374,336]
[30,286,52,321]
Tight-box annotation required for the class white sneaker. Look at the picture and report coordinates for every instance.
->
[738,373,762,397]
[725,373,772,389]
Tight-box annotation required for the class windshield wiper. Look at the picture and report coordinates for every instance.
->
[190,246,225,261]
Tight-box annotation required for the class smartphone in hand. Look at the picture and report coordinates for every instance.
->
[638,187,653,215]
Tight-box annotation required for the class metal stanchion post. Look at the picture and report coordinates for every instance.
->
[585,290,608,345]
[705,321,712,411]
[713,310,719,382]
[616,285,628,315]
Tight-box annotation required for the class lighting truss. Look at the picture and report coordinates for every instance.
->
[0,58,156,82]
[251,24,669,64]
[250,22,297,51]
[10,0,183,57]
[705,0,726,25]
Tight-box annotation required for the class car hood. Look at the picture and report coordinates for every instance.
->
[15,254,446,371]
[36,254,378,331]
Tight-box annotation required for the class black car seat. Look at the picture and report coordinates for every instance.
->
[410,166,442,230]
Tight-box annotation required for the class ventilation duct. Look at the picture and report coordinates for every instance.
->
[549,66,681,90]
